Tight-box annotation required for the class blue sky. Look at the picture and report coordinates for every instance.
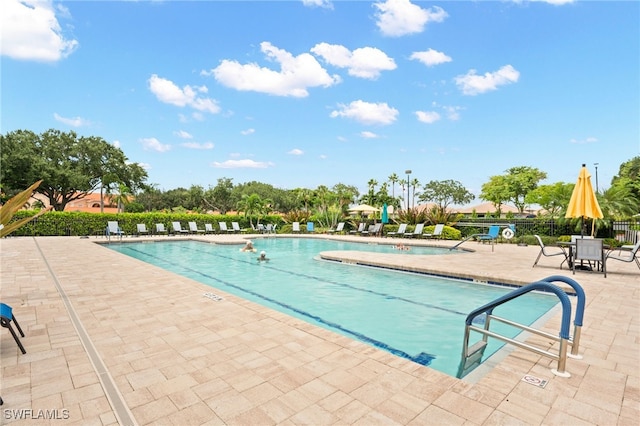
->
[2,0,639,201]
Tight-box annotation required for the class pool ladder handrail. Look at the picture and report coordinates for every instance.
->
[458,275,586,379]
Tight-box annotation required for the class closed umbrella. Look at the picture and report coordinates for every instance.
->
[381,203,389,224]
[565,164,603,236]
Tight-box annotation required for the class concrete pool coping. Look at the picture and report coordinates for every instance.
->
[1,234,638,424]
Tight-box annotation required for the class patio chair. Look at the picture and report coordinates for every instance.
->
[306,222,315,233]
[188,221,205,234]
[155,223,168,236]
[387,223,407,237]
[218,222,233,233]
[292,222,301,233]
[172,221,189,235]
[404,223,424,238]
[1,302,26,354]
[327,222,345,234]
[204,223,215,234]
[106,221,125,240]
[231,222,242,233]
[361,223,382,237]
[532,235,569,269]
[573,238,606,277]
[257,223,266,233]
[136,223,149,236]
[476,225,500,244]
[605,240,640,271]
[423,224,445,239]
[349,222,365,235]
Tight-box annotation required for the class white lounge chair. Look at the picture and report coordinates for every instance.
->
[404,223,424,238]
[106,221,125,240]
[292,222,301,233]
[136,223,149,236]
[328,222,345,234]
[349,223,365,235]
[172,221,189,235]
[424,224,445,239]
[387,223,407,237]
[218,222,233,233]
[155,223,168,236]
[204,223,215,234]
[188,221,205,234]
[231,222,242,233]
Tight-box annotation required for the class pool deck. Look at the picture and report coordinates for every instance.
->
[0,234,638,425]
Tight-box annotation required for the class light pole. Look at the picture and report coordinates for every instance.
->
[405,169,412,211]
[593,163,599,193]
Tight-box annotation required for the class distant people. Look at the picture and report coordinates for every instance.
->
[394,244,410,251]
[258,250,269,262]
[241,240,256,252]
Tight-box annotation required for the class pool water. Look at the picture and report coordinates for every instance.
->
[107,238,559,377]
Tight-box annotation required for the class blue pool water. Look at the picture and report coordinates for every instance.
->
[107,238,559,377]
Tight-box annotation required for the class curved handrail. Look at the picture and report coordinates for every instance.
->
[540,275,586,326]
[464,281,572,339]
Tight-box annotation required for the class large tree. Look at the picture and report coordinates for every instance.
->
[420,179,475,212]
[1,129,147,211]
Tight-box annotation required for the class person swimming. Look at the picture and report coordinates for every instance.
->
[257,250,269,262]
[241,240,256,252]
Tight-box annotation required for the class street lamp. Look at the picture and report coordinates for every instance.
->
[405,169,412,211]
[593,163,599,193]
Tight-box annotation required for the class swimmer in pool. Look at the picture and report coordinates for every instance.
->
[257,250,269,262]
[241,240,256,252]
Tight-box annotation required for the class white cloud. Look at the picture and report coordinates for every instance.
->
[211,159,273,168]
[137,162,151,170]
[311,43,396,79]
[330,100,399,125]
[301,0,333,9]
[360,131,380,139]
[174,130,193,139]
[148,74,221,113]
[53,113,90,127]
[140,137,171,153]
[570,137,598,144]
[181,142,214,150]
[319,154,327,159]
[443,105,462,121]
[241,128,255,135]
[415,111,441,124]
[410,49,452,67]
[374,0,448,37]
[288,148,304,155]
[527,0,575,5]
[207,42,341,97]
[455,65,520,95]
[1,0,78,62]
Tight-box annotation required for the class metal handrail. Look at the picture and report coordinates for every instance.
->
[459,276,586,378]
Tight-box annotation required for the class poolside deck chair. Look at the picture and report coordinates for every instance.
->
[606,240,640,271]
[231,222,242,233]
[106,221,125,240]
[136,223,149,236]
[292,222,301,233]
[328,222,345,234]
[257,223,265,233]
[349,222,365,235]
[172,221,189,235]
[423,224,444,239]
[188,221,205,234]
[532,235,569,269]
[155,223,168,236]
[204,223,215,234]
[573,238,606,277]
[265,224,276,234]
[1,303,26,354]
[218,222,233,233]
[404,223,424,238]
[306,222,315,233]
[361,223,382,237]
[476,225,500,244]
[387,223,407,237]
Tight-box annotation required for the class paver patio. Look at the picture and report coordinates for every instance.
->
[1,234,638,425]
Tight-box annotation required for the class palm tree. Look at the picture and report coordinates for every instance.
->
[237,193,264,228]
[411,178,420,208]
[388,173,399,202]
[366,179,378,205]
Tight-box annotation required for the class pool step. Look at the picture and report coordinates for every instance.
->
[457,340,487,378]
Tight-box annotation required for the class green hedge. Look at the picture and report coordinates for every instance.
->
[7,211,285,237]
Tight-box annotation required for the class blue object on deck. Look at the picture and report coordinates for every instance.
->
[1,303,26,354]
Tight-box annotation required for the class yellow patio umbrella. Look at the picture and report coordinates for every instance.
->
[565,164,603,236]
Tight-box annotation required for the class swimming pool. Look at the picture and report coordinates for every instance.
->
[106,238,559,377]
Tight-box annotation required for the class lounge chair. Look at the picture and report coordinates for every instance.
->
[328,222,345,234]
[423,224,444,239]
[155,223,168,236]
[361,223,382,237]
[265,224,276,234]
[188,221,205,234]
[387,223,407,237]
[257,223,265,233]
[231,222,242,233]
[404,223,424,238]
[292,222,301,233]
[204,223,215,234]
[606,240,640,271]
[532,235,569,269]
[136,223,149,236]
[1,302,26,354]
[476,225,501,244]
[106,221,125,240]
[172,221,189,235]
[306,222,315,233]
[349,222,365,235]
[218,222,233,233]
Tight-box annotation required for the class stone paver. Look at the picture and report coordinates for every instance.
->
[0,234,638,425]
